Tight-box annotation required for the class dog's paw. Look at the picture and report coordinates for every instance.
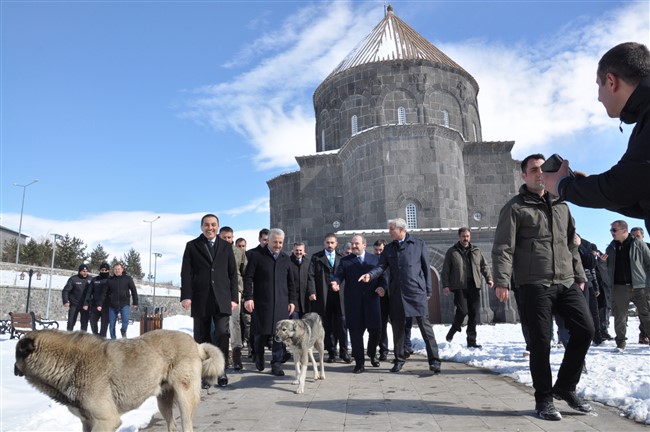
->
[320,373,326,380]
[292,379,300,385]
[296,387,305,394]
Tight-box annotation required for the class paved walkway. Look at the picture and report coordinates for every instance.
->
[142,354,648,431]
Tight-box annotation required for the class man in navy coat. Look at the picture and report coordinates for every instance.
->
[332,235,387,373]
[360,218,442,374]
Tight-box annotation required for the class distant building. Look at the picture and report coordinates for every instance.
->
[0,225,28,255]
[268,6,521,323]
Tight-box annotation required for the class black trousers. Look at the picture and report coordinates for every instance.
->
[323,292,349,357]
[391,313,440,364]
[89,306,109,337]
[66,305,89,331]
[253,333,284,366]
[520,283,594,404]
[193,313,230,360]
[349,326,379,366]
[450,288,481,343]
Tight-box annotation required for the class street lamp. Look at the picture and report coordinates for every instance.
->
[25,269,35,313]
[46,234,63,319]
[152,253,162,311]
[13,179,39,264]
[143,216,160,280]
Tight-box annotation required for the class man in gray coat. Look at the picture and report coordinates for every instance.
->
[604,220,650,350]
[359,218,441,374]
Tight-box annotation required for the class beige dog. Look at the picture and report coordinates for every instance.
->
[14,329,225,432]
[275,312,326,394]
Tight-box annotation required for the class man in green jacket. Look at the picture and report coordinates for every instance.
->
[441,227,493,348]
[492,154,594,421]
[604,220,650,350]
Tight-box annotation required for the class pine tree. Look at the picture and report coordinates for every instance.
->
[55,234,88,270]
[21,239,47,266]
[2,238,17,262]
[122,248,144,279]
[88,244,110,272]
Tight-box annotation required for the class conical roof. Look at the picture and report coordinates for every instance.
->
[325,5,472,81]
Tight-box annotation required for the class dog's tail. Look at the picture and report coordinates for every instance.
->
[197,343,226,385]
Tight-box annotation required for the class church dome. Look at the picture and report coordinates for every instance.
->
[323,5,476,87]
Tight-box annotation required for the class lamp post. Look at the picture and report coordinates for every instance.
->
[152,253,162,311]
[46,234,62,319]
[13,179,39,264]
[143,216,160,280]
[25,269,35,313]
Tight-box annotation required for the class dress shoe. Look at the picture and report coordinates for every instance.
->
[340,353,353,364]
[445,328,456,343]
[616,341,626,350]
[390,362,404,373]
[201,380,211,390]
[535,401,562,421]
[639,335,650,345]
[217,375,228,387]
[378,353,388,361]
[326,355,336,363]
[552,388,593,413]
[353,365,365,374]
[429,361,441,374]
[467,342,482,349]
[255,356,265,371]
[403,350,411,359]
[271,368,285,376]
[370,357,380,367]
[233,348,243,371]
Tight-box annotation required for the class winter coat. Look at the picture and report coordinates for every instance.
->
[290,253,311,315]
[105,274,138,309]
[441,242,492,290]
[605,236,650,289]
[180,235,238,318]
[62,273,90,307]
[243,247,297,335]
[307,250,345,316]
[333,253,386,330]
[367,234,432,318]
[85,273,110,308]
[492,185,585,288]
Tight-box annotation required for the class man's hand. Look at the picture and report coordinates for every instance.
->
[331,281,340,292]
[495,287,509,303]
[63,302,70,308]
[244,299,255,313]
[181,299,192,311]
[579,282,585,291]
[358,273,371,283]
[540,159,571,196]
[82,305,88,311]
[231,301,238,311]
[132,305,138,311]
[97,306,102,312]
[288,303,295,316]
[487,281,494,288]
[309,293,317,301]
[375,287,385,297]
[443,287,450,296]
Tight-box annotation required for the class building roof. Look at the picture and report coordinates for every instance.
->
[324,5,472,80]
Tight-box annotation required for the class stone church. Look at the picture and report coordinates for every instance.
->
[269,6,522,323]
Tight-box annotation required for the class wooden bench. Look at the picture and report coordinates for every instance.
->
[8,312,59,339]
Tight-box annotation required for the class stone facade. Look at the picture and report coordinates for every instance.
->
[268,8,522,323]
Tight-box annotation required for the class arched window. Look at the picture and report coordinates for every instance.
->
[397,106,406,125]
[321,130,326,151]
[406,203,417,229]
[472,123,478,141]
[443,110,450,127]
[351,115,358,135]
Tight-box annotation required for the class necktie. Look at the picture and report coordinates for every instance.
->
[273,252,279,260]
[328,253,334,267]
[358,255,363,264]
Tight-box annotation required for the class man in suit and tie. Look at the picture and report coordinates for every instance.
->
[359,218,442,374]
[181,214,238,387]
[332,235,387,373]
[308,233,351,364]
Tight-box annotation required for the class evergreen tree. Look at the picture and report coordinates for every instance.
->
[21,239,47,266]
[55,234,88,270]
[38,238,53,266]
[122,248,144,279]
[2,238,17,262]
[88,244,110,271]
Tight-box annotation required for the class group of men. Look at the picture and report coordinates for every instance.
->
[62,261,139,340]
[179,214,445,387]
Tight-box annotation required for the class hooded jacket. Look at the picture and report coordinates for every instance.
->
[559,77,650,232]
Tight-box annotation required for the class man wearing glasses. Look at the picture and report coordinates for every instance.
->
[604,220,650,350]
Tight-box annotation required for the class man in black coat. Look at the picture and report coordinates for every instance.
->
[181,213,238,387]
[332,234,387,373]
[85,262,111,337]
[308,233,351,364]
[62,264,91,331]
[290,242,310,318]
[244,228,297,376]
[542,42,650,233]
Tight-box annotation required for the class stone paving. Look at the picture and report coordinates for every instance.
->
[142,353,649,431]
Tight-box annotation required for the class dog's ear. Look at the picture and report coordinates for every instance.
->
[16,335,36,359]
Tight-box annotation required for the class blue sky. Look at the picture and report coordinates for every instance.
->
[2,0,648,284]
